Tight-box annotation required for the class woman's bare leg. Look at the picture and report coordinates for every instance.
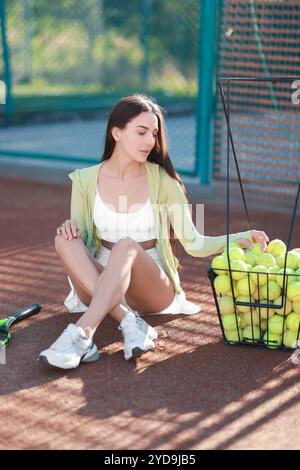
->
[55,235,128,324]
[75,236,175,338]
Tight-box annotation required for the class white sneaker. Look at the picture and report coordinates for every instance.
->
[131,310,158,341]
[119,311,155,360]
[38,323,100,369]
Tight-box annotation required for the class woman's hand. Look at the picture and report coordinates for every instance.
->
[236,230,269,252]
[56,219,82,240]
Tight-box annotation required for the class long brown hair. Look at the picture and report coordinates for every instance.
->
[100,94,189,268]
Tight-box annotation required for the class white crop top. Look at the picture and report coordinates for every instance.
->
[93,190,157,243]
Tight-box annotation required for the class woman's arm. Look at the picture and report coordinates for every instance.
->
[162,173,260,257]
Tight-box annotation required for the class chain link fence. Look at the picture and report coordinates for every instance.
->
[214,0,300,208]
[0,0,201,174]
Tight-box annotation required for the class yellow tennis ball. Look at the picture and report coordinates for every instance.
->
[250,265,269,286]
[268,266,280,281]
[229,259,248,280]
[218,296,235,315]
[293,300,300,314]
[283,329,299,348]
[275,268,295,288]
[214,274,231,295]
[240,309,260,327]
[291,250,300,268]
[286,312,300,332]
[261,319,268,331]
[228,247,246,261]
[221,314,240,331]
[268,315,286,335]
[267,239,286,257]
[263,331,282,349]
[286,251,300,270]
[226,281,239,298]
[225,327,243,343]
[237,277,255,296]
[256,253,276,268]
[223,241,240,254]
[235,295,255,313]
[287,281,300,302]
[251,243,264,256]
[276,255,285,268]
[212,255,229,275]
[256,299,275,319]
[261,281,281,301]
[244,251,257,266]
[252,286,260,301]
[272,295,292,316]
[243,325,260,342]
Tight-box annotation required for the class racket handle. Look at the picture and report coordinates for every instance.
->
[12,303,41,323]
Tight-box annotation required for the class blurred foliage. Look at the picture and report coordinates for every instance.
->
[3,0,199,97]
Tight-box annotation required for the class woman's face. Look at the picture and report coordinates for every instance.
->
[113,112,159,162]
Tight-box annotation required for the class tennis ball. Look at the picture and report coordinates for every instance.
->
[235,295,254,313]
[237,277,255,296]
[291,250,300,268]
[267,239,286,257]
[218,295,235,315]
[225,327,243,343]
[226,281,239,298]
[223,241,241,253]
[293,248,300,255]
[214,274,231,295]
[286,312,300,332]
[261,281,281,301]
[283,329,299,348]
[261,319,268,331]
[268,266,280,281]
[293,267,300,279]
[287,281,300,302]
[273,295,292,316]
[276,255,285,268]
[275,268,295,288]
[256,253,276,268]
[263,331,282,349]
[212,255,229,275]
[243,325,260,342]
[221,314,240,331]
[293,300,300,314]
[250,265,269,286]
[240,309,260,327]
[286,251,300,270]
[228,247,246,262]
[268,315,286,335]
[244,251,257,266]
[229,259,248,280]
[256,299,275,319]
[251,243,264,256]
[252,286,259,301]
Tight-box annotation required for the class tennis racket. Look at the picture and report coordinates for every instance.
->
[0,303,41,348]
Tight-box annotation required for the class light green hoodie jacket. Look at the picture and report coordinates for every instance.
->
[69,160,253,295]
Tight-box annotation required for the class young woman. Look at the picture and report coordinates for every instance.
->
[39,94,268,369]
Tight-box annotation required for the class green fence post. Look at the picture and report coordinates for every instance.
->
[196,0,219,185]
[0,0,13,117]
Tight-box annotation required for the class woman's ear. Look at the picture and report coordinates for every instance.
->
[111,127,120,142]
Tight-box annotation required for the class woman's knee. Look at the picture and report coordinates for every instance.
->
[111,237,138,255]
[54,234,82,253]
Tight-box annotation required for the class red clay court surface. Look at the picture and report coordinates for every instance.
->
[0,175,300,450]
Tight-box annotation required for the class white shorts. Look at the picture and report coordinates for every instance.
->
[64,245,201,315]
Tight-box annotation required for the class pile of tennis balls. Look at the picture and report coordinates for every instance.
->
[211,239,300,349]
